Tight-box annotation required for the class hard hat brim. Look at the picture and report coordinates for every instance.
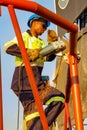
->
[27,14,50,28]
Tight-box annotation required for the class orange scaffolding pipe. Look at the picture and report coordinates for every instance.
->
[69,55,84,130]
[64,67,72,130]
[0,47,3,130]
[0,6,1,16]
[8,5,49,130]
[0,0,84,130]
[0,0,78,33]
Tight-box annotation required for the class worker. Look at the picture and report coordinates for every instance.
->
[4,14,65,130]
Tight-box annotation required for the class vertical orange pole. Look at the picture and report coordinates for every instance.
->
[64,67,72,130]
[65,103,72,130]
[69,33,84,130]
[64,107,67,130]
[8,5,49,130]
[0,6,1,16]
[0,47,3,130]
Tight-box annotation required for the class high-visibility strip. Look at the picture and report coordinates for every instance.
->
[25,112,40,122]
[23,119,27,130]
[4,41,17,52]
[24,96,65,122]
[45,96,65,105]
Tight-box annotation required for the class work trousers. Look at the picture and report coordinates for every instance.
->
[11,66,65,130]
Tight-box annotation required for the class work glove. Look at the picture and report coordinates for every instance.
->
[27,48,42,61]
[47,29,58,43]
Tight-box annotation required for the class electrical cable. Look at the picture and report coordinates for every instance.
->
[52,55,63,84]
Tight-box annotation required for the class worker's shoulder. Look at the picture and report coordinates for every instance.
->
[22,31,29,36]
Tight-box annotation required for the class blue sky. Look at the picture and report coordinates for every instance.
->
[0,0,56,130]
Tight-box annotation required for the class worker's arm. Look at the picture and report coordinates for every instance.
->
[46,54,56,61]
[4,32,28,58]
[4,43,22,57]
[4,36,22,57]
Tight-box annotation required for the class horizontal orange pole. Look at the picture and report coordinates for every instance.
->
[8,5,49,130]
[0,0,78,33]
[0,0,78,55]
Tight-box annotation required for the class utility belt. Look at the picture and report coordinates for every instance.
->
[15,61,44,67]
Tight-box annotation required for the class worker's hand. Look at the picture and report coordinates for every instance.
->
[47,29,58,43]
[27,48,42,61]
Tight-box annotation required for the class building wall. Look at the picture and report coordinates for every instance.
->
[55,0,87,36]
[54,1,87,129]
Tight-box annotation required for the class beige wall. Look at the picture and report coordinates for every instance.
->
[55,0,87,36]
[53,1,87,129]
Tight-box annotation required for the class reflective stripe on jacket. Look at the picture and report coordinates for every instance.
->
[4,32,46,66]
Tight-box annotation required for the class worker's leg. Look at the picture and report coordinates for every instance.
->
[26,102,64,130]
[40,84,65,126]
[25,84,65,130]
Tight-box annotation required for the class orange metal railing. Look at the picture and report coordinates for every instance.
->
[0,6,1,16]
[0,0,84,130]
[0,47,3,130]
[8,5,49,130]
